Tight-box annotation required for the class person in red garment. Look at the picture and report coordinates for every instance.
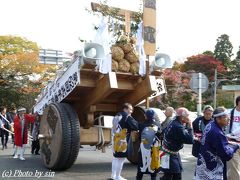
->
[13,107,36,160]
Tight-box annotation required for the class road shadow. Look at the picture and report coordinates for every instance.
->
[66,161,137,173]
[0,154,48,171]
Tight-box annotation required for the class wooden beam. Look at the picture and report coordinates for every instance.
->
[81,73,117,111]
[125,11,131,34]
[95,104,117,112]
[79,77,96,88]
[80,127,111,145]
[64,80,134,102]
[76,72,119,128]
[123,75,157,106]
[78,73,135,91]
[85,113,94,129]
[118,79,135,91]
[89,105,96,113]
[91,2,139,18]
[76,72,118,112]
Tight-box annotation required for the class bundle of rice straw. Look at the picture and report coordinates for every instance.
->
[130,37,137,45]
[110,35,140,74]
[125,50,139,63]
[130,62,139,74]
[118,59,131,72]
[119,43,133,54]
[111,46,124,61]
[112,59,118,72]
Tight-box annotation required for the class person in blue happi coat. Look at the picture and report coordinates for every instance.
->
[192,105,214,158]
[111,103,138,180]
[195,107,240,180]
[160,107,194,180]
[136,109,161,180]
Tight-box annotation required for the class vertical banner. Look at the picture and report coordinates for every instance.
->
[143,0,156,56]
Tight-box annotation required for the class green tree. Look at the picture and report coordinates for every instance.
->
[203,50,214,56]
[0,35,56,109]
[213,34,233,69]
[231,46,240,76]
[236,46,240,60]
[0,36,38,55]
[172,61,184,71]
[217,92,234,108]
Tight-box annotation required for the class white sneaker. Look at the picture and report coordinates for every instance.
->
[13,154,18,159]
[120,176,127,180]
[115,176,127,180]
[19,156,25,161]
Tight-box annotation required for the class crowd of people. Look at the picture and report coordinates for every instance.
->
[1,96,240,179]
[111,97,240,180]
[0,106,39,160]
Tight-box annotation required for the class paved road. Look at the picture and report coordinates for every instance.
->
[0,142,196,180]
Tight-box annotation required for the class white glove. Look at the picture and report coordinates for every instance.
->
[152,125,158,132]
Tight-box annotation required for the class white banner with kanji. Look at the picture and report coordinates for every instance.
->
[149,78,166,99]
[34,59,80,114]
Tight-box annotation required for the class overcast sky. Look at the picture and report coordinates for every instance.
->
[0,0,239,61]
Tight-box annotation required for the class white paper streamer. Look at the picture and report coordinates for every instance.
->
[136,22,146,76]
[93,17,112,74]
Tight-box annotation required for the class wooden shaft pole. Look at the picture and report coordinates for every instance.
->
[145,55,150,109]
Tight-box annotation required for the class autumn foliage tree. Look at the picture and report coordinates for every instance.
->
[0,35,57,109]
[155,69,197,111]
[181,54,227,80]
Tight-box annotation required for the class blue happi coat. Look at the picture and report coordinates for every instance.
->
[161,117,194,173]
[113,111,138,158]
[195,121,239,180]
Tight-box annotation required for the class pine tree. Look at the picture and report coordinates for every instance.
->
[236,46,240,60]
[213,34,233,69]
[232,46,240,76]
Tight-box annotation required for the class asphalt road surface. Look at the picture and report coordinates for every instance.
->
[0,142,196,180]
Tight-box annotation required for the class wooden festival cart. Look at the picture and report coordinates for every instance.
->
[35,1,161,170]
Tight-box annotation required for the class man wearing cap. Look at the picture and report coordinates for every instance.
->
[227,96,240,180]
[160,107,194,180]
[192,105,214,158]
[13,107,36,160]
[195,107,239,180]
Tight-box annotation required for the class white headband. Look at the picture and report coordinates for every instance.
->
[213,110,228,117]
[17,108,26,112]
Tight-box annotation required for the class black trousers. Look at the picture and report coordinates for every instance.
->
[31,139,40,154]
[1,129,9,147]
[160,173,182,180]
[12,134,14,144]
[136,171,157,180]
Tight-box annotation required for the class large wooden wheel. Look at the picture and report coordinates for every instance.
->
[40,103,80,170]
[127,106,146,164]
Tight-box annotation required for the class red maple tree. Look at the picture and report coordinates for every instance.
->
[182,54,227,80]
